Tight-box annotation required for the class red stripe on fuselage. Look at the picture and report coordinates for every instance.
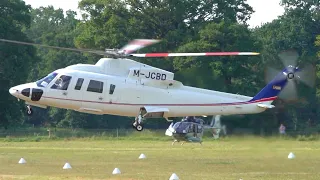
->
[41,96,277,106]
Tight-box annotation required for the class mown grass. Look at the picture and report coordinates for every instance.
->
[1,133,320,180]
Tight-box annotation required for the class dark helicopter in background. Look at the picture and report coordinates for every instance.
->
[165,115,226,145]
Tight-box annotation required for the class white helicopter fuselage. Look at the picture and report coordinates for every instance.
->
[34,71,266,117]
[9,58,283,130]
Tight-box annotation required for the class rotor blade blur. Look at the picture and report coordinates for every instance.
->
[296,63,316,87]
[279,80,298,100]
[264,66,286,83]
[0,38,107,56]
[278,50,299,67]
[120,39,161,54]
[130,52,260,57]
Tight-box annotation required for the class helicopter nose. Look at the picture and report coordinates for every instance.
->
[9,86,32,98]
[9,87,19,97]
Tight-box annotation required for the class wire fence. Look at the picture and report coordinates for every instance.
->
[0,128,137,138]
[0,127,319,140]
[0,127,223,139]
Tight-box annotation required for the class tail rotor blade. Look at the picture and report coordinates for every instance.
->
[279,80,298,100]
[278,50,299,67]
[296,63,316,87]
[264,66,286,83]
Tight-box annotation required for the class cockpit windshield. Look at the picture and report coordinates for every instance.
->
[36,72,58,87]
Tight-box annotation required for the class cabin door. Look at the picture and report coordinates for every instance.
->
[80,78,107,114]
[66,77,85,110]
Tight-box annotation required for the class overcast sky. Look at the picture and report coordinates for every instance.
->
[23,0,285,28]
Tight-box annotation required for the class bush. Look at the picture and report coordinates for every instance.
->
[296,134,318,141]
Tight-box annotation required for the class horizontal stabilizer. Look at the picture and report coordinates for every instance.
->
[143,106,169,118]
[144,106,169,113]
[257,104,275,109]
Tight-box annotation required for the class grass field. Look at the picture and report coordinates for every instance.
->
[1,135,320,180]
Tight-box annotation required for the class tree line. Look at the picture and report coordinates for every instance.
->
[0,0,319,135]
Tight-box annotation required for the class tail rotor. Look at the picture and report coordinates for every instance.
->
[264,50,316,102]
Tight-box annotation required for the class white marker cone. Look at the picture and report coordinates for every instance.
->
[18,158,26,164]
[288,152,295,159]
[63,162,72,169]
[139,153,146,159]
[112,168,121,174]
[169,173,179,180]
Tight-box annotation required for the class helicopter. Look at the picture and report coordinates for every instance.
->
[2,38,315,132]
[165,115,225,145]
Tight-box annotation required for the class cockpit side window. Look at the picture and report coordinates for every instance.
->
[51,75,72,90]
[36,72,58,87]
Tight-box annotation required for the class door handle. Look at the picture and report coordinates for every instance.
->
[63,92,67,96]
[99,97,103,100]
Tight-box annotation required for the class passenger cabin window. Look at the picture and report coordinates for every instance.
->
[109,84,116,94]
[87,80,103,93]
[75,78,84,90]
[51,75,72,90]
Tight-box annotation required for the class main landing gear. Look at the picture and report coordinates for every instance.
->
[26,105,33,116]
[132,108,145,131]
[132,115,144,131]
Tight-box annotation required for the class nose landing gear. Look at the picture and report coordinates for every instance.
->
[26,105,33,116]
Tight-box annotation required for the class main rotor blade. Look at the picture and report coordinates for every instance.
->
[130,52,260,57]
[296,63,316,87]
[120,39,161,54]
[278,50,299,68]
[0,38,108,56]
[279,80,298,100]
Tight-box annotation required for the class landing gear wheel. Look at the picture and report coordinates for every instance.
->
[26,105,33,116]
[135,124,144,131]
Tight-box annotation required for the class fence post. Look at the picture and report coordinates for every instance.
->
[47,128,51,138]
[117,128,119,139]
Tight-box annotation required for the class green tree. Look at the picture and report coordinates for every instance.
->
[316,35,320,57]
[281,0,319,10]
[24,6,91,80]
[0,0,37,128]
[76,0,255,72]
[173,20,261,94]
[23,6,94,128]
[253,4,320,131]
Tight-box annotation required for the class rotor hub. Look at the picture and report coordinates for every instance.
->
[287,72,294,79]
